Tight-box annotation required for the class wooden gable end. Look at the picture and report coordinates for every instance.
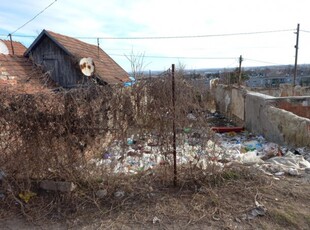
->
[28,36,87,88]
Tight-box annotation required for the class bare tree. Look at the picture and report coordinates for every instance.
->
[125,49,150,80]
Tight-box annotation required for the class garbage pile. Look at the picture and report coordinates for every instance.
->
[92,127,310,177]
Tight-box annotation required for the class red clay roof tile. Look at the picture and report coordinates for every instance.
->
[0,54,56,94]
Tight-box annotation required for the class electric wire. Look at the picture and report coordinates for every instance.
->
[244,58,282,65]
[109,53,236,60]
[3,28,294,40]
[300,29,310,33]
[10,0,58,35]
[73,29,294,40]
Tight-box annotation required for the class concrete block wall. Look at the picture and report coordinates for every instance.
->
[244,92,285,144]
[213,85,310,147]
[266,106,310,147]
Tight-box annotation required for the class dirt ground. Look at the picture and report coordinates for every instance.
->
[1,165,310,230]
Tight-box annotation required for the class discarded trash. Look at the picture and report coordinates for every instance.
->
[88,113,310,176]
[187,113,197,121]
[127,138,134,145]
[274,171,285,176]
[242,206,267,220]
[153,216,161,224]
[237,150,264,165]
[211,126,244,133]
[103,152,111,159]
[243,140,263,152]
[124,76,136,87]
[261,143,281,160]
[242,198,267,221]
[19,191,36,203]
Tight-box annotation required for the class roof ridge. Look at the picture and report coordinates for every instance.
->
[45,30,99,50]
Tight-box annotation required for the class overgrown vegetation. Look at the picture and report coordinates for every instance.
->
[1,69,309,229]
[0,69,213,218]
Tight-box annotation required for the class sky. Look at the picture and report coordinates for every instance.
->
[1,0,310,72]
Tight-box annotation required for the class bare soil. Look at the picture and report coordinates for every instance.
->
[1,165,310,230]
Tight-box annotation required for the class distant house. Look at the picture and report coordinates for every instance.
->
[0,39,50,93]
[24,30,129,88]
[0,39,26,55]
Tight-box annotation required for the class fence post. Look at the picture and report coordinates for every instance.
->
[171,64,177,186]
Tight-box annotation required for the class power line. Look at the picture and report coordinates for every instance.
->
[74,29,294,40]
[6,34,37,38]
[244,58,282,65]
[109,53,236,60]
[300,29,310,33]
[3,28,294,40]
[10,0,58,35]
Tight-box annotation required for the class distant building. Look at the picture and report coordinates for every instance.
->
[0,39,52,93]
[0,39,26,55]
[246,76,310,88]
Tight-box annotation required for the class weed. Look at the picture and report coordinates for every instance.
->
[269,208,299,229]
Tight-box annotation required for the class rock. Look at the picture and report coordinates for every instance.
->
[0,170,6,181]
[40,180,76,192]
[287,168,299,176]
[114,190,125,198]
[96,189,108,198]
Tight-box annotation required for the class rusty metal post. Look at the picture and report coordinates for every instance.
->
[293,23,300,87]
[97,38,100,58]
[8,34,15,55]
[171,64,177,186]
[238,55,243,86]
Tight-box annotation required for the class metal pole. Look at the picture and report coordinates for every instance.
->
[8,34,15,55]
[171,64,177,186]
[97,38,100,58]
[293,24,300,87]
[238,55,243,85]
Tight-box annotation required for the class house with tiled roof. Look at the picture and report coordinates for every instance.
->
[0,39,26,55]
[24,30,129,88]
[0,39,53,93]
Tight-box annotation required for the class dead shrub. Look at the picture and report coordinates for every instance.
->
[0,68,219,221]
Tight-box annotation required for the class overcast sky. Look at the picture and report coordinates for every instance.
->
[1,0,310,72]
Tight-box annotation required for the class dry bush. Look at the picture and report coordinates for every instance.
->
[0,68,218,221]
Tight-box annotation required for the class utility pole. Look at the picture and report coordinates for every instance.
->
[238,55,243,86]
[293,23,300,87]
